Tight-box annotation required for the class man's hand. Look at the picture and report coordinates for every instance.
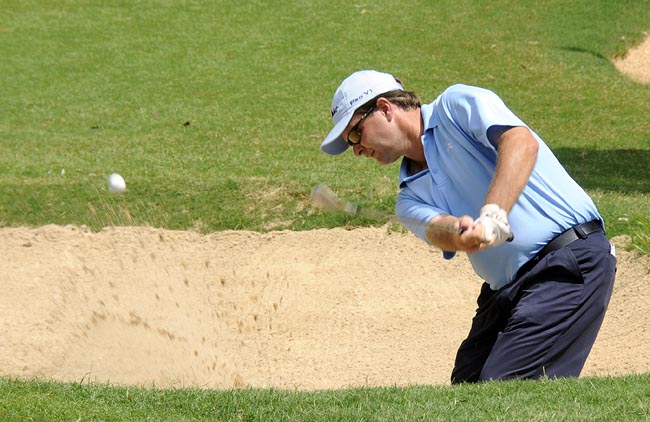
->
[474,204,513,247]
[425,210,513,254]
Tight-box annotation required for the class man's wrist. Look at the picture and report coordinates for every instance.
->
[480,204,508,223]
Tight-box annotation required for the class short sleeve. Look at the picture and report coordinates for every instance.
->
[438,84,527,149]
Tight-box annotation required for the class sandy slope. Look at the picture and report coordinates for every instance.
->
[1,225,649,390]
[613,33,650,84]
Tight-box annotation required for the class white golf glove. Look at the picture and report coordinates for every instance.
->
[475,204,513,246]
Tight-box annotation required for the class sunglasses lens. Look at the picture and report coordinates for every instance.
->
[347,131,360,145]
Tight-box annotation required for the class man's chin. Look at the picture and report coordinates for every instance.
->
[375,155,398,165]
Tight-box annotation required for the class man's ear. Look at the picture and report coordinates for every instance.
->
[375,97,393,121]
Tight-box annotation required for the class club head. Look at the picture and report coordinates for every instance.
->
[311,183,359,214]
[310,183,343,212]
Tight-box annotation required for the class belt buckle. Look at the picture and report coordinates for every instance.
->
[573,224,588,239]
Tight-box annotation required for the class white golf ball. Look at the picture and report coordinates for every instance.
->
[108,173,127,193]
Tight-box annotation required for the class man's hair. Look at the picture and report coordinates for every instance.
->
[355,89,421,114]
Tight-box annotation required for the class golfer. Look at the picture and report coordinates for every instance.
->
[319,70,617,383]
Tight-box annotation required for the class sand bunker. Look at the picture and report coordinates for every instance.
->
[1,225,649,390]
[613,33,650,84]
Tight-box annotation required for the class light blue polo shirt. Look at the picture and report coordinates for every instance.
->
[397,84,601,290]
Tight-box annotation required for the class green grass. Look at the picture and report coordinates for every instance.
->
[1,0,649,240]
[1,0,650,419]
[2,374,650,421]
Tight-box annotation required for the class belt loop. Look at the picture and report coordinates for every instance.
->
[574,224,588,239]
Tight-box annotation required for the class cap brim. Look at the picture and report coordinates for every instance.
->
[320,109,354,155]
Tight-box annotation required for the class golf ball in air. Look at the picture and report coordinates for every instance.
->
[108,173,127,193]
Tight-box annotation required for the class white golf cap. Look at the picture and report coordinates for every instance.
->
[320,70,404,155]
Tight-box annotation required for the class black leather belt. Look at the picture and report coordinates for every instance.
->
[515,220,604,279]
[535,220,603,262]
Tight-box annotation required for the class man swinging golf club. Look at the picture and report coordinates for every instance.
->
[318,70,617,383]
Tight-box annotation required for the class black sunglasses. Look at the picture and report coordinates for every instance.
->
[346,106,375,146]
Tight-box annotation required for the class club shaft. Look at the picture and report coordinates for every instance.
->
[310,183,513,242]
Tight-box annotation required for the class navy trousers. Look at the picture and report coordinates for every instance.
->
[451,231,616,383]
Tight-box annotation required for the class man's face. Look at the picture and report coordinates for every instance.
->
[342,103,402,165]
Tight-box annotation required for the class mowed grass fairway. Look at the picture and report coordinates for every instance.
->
[1,0,650,420]
[2,375,650,421]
